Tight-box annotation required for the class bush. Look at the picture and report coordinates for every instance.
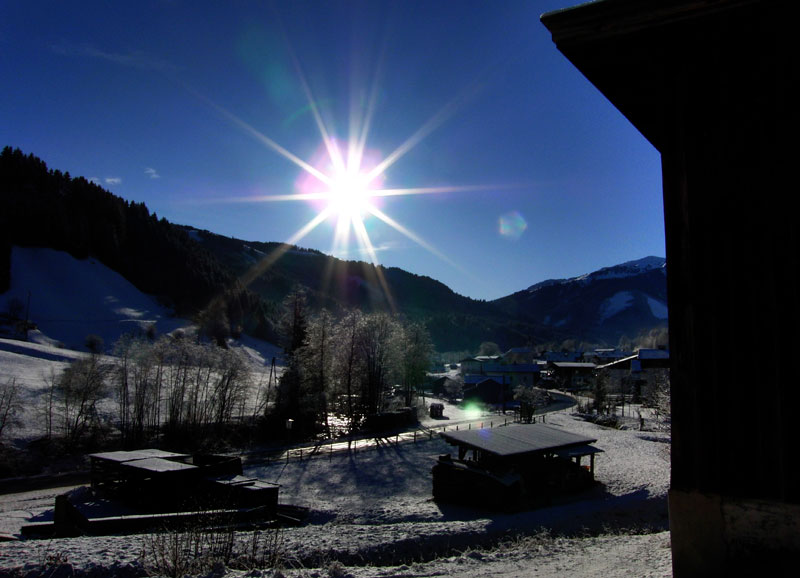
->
[141,521,285,577]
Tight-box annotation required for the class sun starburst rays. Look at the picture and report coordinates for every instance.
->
[191,43,498,308]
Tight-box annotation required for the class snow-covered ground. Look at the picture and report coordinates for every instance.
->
[0,246,284,446]
[1,246,673,575]
[0,411,672,577]
[2,247,191,352]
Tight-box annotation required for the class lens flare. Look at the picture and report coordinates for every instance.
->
[499,210,528,240]
[462,402,483,421]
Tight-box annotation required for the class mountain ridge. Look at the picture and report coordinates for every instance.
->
[1,146,666,351]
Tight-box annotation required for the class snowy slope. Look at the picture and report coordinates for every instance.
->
[1,246,189,351]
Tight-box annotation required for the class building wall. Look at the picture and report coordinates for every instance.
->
[543,1,799,574]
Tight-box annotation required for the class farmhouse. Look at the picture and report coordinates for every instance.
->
[430,375,461,397]
[546,361,596,390]
[458,355,500,375]
[432,423,601,510]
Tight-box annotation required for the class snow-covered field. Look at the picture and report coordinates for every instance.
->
[0,411,672,577]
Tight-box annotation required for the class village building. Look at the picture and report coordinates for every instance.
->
[462,374,510,407]
[483,362,540,388]
[429,375,461,398]
[546,361,596,390]
[595,349,670,406]
[586,348,632,365]
[458,355,501,376]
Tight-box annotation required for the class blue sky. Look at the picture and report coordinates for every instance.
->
[1,0,664,301]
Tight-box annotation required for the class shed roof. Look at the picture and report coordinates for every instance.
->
[440,424,599,458]
[90,449,190,463]
[121,457,198,473]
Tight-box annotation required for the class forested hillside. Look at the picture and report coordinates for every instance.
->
[0,147,552,351]
[0,146,274,341]
[1,147,663,352]
[184,227,560,351]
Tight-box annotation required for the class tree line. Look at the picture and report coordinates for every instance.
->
[24,291,434,451]
[34,334,256,450]
[273,291,433,438]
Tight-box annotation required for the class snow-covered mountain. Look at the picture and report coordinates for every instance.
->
[527,257,666,292]
[493,257,668,346]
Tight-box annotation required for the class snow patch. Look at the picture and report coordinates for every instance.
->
[647,296,669,320]
[2,246,189,351]
[598,291,634,322]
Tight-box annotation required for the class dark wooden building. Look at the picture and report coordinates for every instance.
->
[89,449,279,515]
[542,1,798,574]
[433,424,601,509]
[462,376,510,405]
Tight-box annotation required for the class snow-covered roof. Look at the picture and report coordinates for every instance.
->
[89,449,190,463]
[441,423,600,458]
[637,348,669,360]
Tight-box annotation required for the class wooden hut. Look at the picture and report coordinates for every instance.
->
[432,424,601,510]
[88,449,278,516]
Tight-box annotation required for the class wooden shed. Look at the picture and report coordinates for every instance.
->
[433,424,601,510]
[88,449,278,514]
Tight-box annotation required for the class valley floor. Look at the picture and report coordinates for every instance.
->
[0,411,672,577]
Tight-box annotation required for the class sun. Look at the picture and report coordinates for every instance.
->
[326,168,373,219]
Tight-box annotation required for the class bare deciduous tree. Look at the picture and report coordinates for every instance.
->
[0,378,20,441]
[400,321,434,407]
[58,354,107,443]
